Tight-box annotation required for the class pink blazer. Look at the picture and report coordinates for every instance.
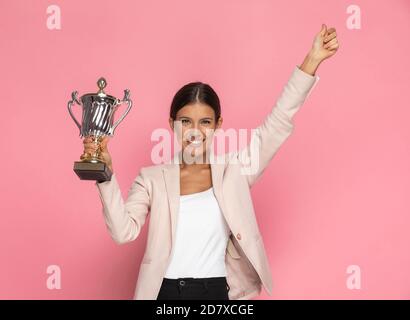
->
[95,66,320,300]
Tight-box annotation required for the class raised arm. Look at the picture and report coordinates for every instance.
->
[234,24,339,187]
[95,171,150,245]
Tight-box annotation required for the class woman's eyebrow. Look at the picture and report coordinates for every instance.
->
[176,116,213,120]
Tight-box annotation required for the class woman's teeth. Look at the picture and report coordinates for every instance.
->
[187,139,204,147]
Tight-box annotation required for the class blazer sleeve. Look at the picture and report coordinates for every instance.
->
[234,65,320,187]
[94,170,150,244]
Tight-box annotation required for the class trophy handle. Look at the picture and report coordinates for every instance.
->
[111,89,132,135]
[67,91,83,135]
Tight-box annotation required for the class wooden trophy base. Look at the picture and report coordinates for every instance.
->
[73,161,112,182]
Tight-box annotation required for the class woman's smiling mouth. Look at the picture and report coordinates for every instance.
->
[186,138,205,147]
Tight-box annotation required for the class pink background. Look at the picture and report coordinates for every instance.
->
[1,0,409,299]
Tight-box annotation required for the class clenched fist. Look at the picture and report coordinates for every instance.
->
[311,24,339,62]
[82,135,114,173]
[299,23,340,76]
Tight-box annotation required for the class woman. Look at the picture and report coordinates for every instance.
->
[85,24,339,300]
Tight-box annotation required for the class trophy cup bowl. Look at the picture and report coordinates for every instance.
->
[67,77,132,182]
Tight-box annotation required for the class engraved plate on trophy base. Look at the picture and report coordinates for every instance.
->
[73,161,112,182]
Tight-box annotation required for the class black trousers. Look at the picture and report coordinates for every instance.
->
[156,276,230,300]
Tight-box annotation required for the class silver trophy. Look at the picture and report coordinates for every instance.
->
[67,77,132,182]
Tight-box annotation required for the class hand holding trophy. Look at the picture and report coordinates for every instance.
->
[67,77,132,182]
[82,135,113,172]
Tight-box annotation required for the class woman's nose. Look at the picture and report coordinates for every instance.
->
[187,130,202,140]
[184,127,205,140]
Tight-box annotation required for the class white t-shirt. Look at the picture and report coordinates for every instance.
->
[164,187,230,279]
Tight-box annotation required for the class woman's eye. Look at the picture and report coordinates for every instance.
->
[181,119,190,124]
[202,120,211,125]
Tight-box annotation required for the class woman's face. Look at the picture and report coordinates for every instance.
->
[169,102,222,163]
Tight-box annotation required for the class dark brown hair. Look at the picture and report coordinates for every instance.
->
[169,82,221,121]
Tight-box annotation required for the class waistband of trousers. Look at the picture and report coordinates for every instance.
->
[163,276,227,285]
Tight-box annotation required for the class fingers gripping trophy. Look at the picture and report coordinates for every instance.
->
[67,77,132,182]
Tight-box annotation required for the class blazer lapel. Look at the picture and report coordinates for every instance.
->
[162,150,228,249]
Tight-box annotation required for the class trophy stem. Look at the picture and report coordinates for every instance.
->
[79,135,105,163]
[74,134,112,182]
